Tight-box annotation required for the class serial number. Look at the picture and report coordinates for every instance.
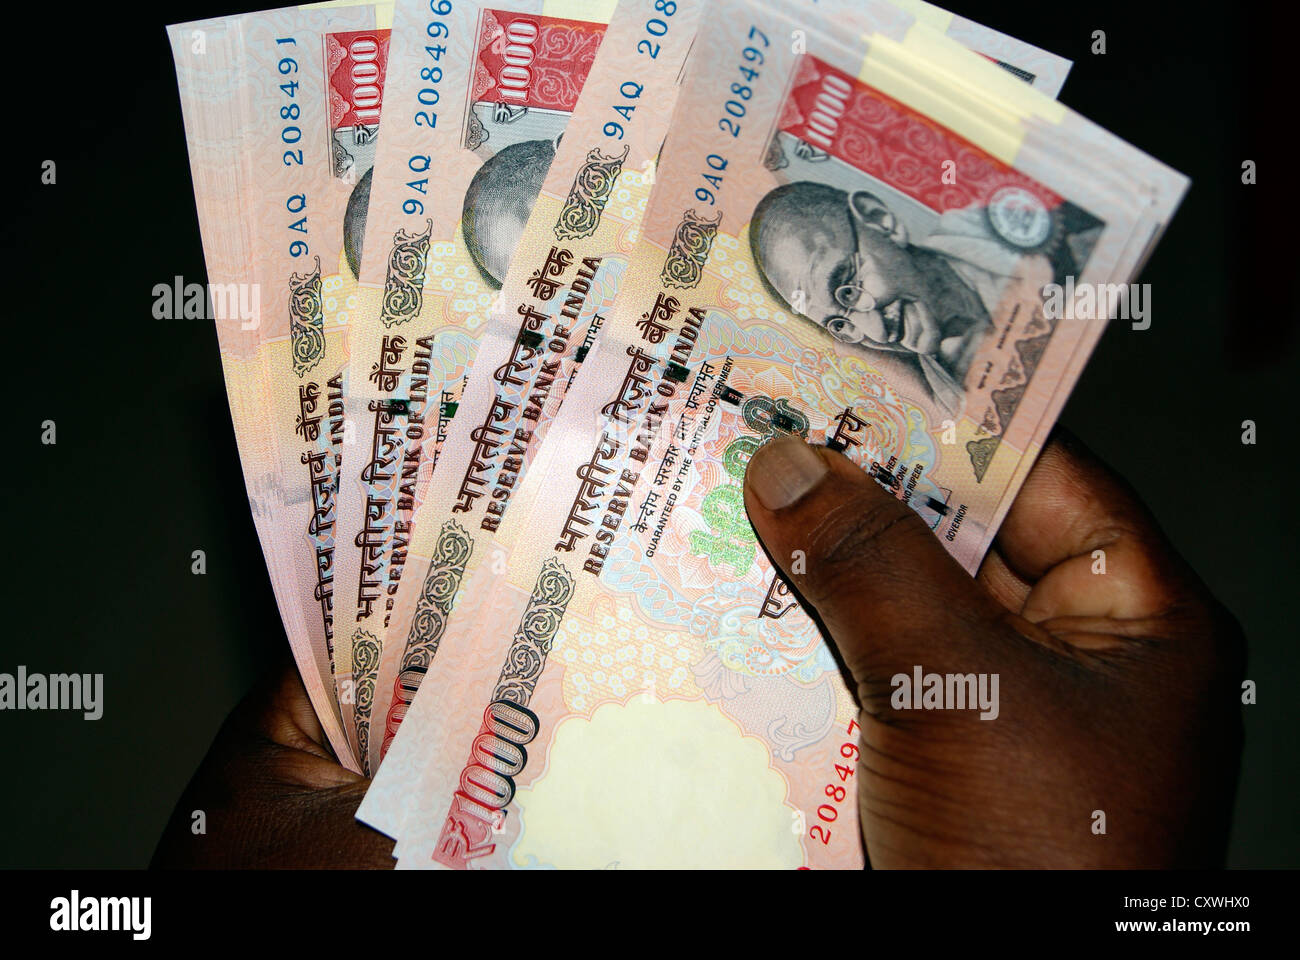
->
[404,0,453,217]
[414,0,452,130]
[808,716,860,848]
[636,0,680,60]
[275,37,309,257]
[716,25,768,139]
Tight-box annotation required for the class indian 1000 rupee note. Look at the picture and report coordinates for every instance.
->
[169,3,388,769]
[361,0,1184,867]
[359,0,1074,834]
[331,0,616,770]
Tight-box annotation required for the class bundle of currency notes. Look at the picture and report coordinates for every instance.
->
[169,0,1186,868]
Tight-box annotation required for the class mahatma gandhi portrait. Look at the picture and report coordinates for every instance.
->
[750,181,999,414]
[461,136,560,288]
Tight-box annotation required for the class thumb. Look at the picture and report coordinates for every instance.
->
[742,436,1007,699]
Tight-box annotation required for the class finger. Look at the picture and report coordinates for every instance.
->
[974,545,1034,614]
[235,661,351,773]
[153,775,393,869]
[992,430,1202,624]
[212,780,396,868]
[742,436,1009,690]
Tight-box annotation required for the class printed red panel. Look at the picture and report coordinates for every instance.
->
[473,9,606,111]
[326,29,392,131]
[778,55,1063,214]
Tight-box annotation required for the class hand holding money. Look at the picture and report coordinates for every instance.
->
[167,0,1222,868]
[154,431,1242,867]
[152,658,393,869]
[743,430,1244,866]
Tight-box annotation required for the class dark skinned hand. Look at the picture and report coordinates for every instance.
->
[742,429,1244,868]
[154,430,1243,869]
[151,660,393,869]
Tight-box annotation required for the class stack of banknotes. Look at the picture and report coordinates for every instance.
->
[169,0,1187,868]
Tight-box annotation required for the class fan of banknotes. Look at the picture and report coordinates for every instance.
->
[169,0,1186,868]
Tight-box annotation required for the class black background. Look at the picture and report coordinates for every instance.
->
[0,0,1292,868]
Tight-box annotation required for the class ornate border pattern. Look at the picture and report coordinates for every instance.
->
[351,629,380,773]
[379,220,434,328]
[660,209,721,290]
[288,256,325,376]
[491,558,575,706]
[554,144,630,241]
